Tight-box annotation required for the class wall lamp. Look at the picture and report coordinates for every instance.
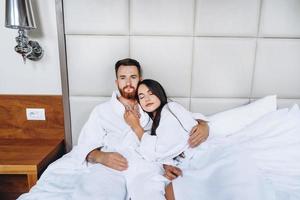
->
[5,0,43,63]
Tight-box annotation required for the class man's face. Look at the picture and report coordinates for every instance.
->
[115,65,141,99]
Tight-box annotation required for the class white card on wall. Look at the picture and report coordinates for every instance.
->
[26,108,46,120]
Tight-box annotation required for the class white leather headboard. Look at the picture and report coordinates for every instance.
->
[62,0,300,145]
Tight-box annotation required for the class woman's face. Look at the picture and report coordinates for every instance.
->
[138,84,161,113]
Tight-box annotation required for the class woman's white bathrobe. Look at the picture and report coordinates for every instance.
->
[139,102,300,200]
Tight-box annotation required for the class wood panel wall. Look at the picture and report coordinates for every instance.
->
[0,95,65,139]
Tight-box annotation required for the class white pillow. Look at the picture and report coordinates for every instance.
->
[208,95,277,136]
[228,104,299,139]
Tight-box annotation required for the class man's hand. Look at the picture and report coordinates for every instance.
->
[188,120,209,148]
[163,164,182,180]
[87,150,128,171]
[100,152,128,171]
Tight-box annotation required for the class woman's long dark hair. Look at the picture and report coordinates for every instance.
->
[137,79,168,135]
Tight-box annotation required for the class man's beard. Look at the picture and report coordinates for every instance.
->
[119,86,136,99]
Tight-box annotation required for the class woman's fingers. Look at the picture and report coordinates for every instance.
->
[171,166,182,177]
[163,165,182,180]
[167,166,182,178]
[164,171,178,180]
[124,111,129,120]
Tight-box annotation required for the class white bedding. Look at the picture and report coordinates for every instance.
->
[17,105,300,200]
[173,105,300,200]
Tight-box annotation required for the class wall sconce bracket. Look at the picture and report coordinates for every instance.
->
[5,0,43,63]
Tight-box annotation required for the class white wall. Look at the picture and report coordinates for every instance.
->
[0,0,62,95]
[63,0,300,145]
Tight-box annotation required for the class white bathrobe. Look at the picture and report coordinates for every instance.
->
[136,102,205,165]
[123,102,207,200]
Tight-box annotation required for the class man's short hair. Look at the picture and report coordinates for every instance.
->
[115,58,142,77]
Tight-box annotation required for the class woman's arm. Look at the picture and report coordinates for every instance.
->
[163,165,181,200]
[124,109,159,161]
[124,110,144,140]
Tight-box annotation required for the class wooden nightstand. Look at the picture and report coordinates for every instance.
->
[0,139,65,190]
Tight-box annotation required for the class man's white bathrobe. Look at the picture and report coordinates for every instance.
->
[18,91,156,200]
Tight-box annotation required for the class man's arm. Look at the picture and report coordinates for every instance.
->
[188,119,209,148]
[86,148,128,171]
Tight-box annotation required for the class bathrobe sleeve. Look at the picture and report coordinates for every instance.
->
[168,102,202,131]
[75,107,106,164]
[137,133,158,161]
[136,102,207,162]
[192,112,209,122]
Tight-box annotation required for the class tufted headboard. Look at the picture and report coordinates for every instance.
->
[58,0,300,146]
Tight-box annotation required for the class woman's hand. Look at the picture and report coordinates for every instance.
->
[188,120,209,148]
[124,110,140,129]
[124,110,144,140]
[163,164,182,180]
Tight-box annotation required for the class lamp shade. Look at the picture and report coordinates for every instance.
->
[5,0,36,30]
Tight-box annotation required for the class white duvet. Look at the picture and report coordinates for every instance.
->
[173,105,300,200]
[18,105,300,200]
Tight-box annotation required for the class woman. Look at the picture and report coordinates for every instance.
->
[125,79,300,200]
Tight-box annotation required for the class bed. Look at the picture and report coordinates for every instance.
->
[17,95,300,199]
